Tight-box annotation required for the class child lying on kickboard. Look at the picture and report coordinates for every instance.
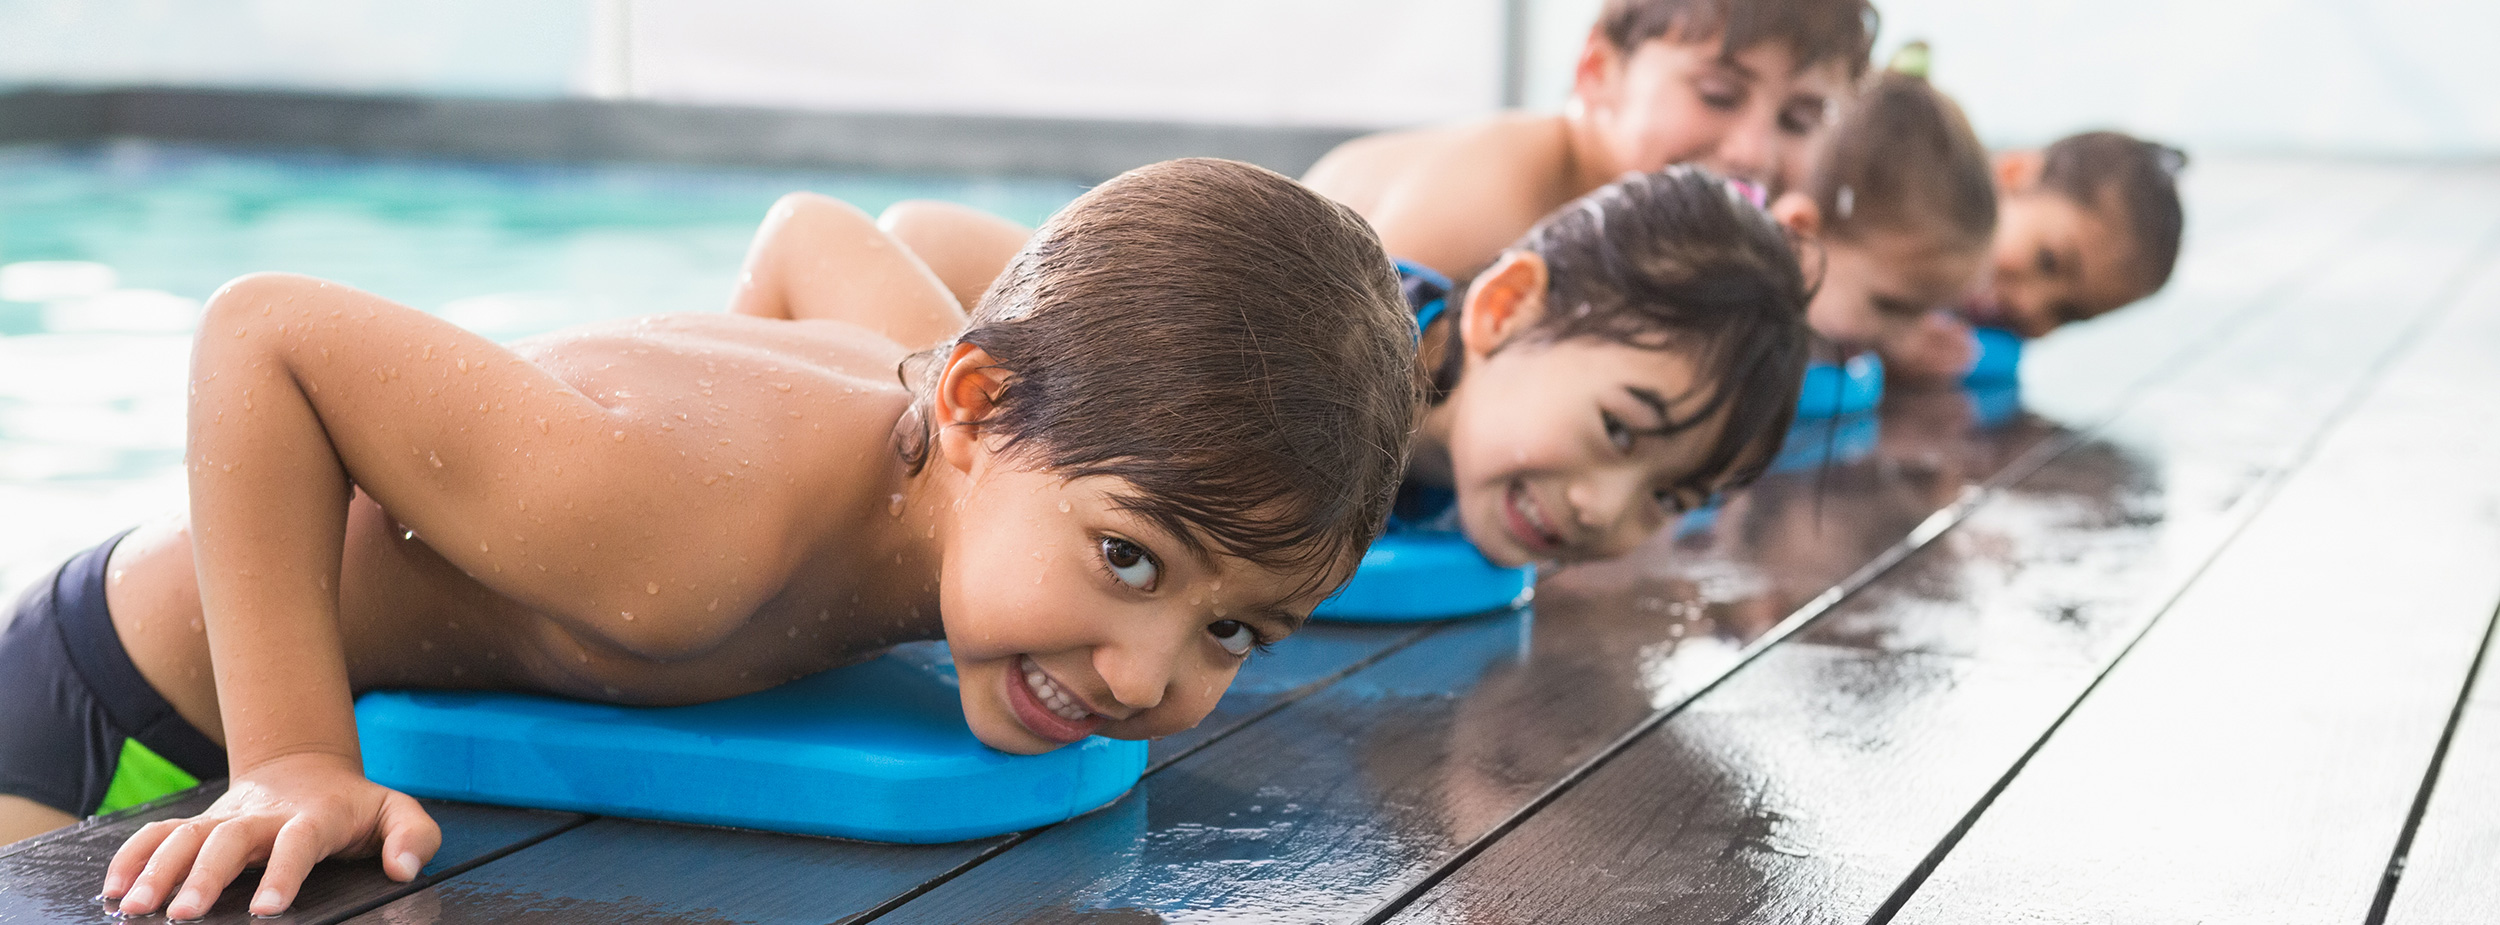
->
[0,158,1421,919]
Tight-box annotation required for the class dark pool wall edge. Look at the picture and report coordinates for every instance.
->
[0,87,1370,181]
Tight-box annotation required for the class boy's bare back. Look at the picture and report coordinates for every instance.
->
[109,294,948,750]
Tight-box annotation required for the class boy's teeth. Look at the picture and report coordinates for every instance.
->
[1023,660,1092,721]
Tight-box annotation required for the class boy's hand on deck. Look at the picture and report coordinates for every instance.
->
[100,752,440,920]
[1881,310,1982,383]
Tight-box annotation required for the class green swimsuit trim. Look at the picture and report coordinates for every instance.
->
[98,738,201,815]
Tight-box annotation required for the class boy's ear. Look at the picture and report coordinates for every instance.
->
[933,341,1011,474]
[1769,191,1822,240]
[1459,251,1551,358]
[1568,28,1623,113]
[1993,150,2045,193]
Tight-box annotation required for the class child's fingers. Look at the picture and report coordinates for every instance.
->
[101,817,183,897]
[118,817,214,914]
[374,791,442,881]
[165,817,281,920]
[250,815,331,917]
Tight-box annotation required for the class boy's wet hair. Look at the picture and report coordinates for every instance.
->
[1439,167,1812,495]
[1809,71,1997,255]
[901,158,1419,591]
[2039,130,2188,296]
[1597,0,1878,79]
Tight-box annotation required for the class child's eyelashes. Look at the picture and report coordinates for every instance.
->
[1692,77,1745,113]
[1601,411,1635,453]
[1206,619,1274,658]
[1097,536,1159,591]
[1777,98,1831,136]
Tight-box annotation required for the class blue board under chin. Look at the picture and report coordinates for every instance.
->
[1311,530,1534,623]
[354,643,1146,843]
[1797,352,1885,418]
[1964,326,2025,384]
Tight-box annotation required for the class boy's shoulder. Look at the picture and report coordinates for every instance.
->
[1305,114,1577,277]
[1306,114,1570,214]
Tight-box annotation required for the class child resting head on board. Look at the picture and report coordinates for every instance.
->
[1882,130,2189,380]
[1763,68,1998,356]
[1298,0,1878,281]
[0,157,1418,919]
[875,166,1812,569]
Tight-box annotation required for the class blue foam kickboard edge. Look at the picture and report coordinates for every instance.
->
[1963,326,2023,384]
[1796,352,1884,418]
[1311,530,1533,623]
[354,643,1146,844]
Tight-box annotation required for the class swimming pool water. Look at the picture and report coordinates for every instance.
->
[0,140,1085,600]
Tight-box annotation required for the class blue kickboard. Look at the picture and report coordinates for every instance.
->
[354,644,1146,844]
[1963,326,2024,384]
[1797,352,1884,418]
[1766,409,1878,475]
[1311,530,1534,623]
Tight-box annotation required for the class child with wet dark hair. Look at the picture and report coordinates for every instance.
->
[1399,166,1814,566]
[1886,130,2189,379]
[0,158,1421,919]
[1762,68,1999,353]
[1294,0,1877,280]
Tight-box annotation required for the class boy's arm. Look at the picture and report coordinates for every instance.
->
[102,274,684,919]
[875,200,1032,316]
[729,192,969,350]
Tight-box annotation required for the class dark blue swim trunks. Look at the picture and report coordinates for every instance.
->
[0,532,225,817]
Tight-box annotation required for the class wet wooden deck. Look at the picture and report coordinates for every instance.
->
[7,157,2500,923]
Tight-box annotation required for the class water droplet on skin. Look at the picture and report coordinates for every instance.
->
[578,650,590,662]
[773,382,792,392]
[109,569,124,586]
[1058,499,1072,513]
[614,431,627,442]
[402,529,416,540]
[479,541,489,553]
[422,345,433,360]
[709,599,721,612]
[621,611,635,622]
[457,357,469,373]
[242,391,253,411]
[889,493,906,516]
[428,451,443,468]
[701,475,718,485]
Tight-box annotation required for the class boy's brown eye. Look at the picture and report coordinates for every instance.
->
[1208,620,1258,657]
[1099,537,1158,591]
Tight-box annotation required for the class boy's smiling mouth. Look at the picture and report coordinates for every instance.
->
[1501,481,1568,558]
[1004,655,1109,744]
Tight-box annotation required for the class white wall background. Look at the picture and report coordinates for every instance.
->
[0,0,2495,155]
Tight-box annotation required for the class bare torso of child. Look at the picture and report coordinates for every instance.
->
[1302,112,1595,278]
[103,312,951,747]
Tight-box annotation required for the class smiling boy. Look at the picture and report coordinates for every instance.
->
[1300,0,1876,278]
[0,159,1421,919]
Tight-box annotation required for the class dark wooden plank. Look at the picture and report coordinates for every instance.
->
[1381,166,2489,924]
[0,788,581,925]
[1150,621,1444,767]
[346,818,1010,925]
[1888,186,2500,924]
[2384,612,2500,925]
[327,620,1435,925]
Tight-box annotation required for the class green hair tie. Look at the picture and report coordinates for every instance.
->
[1888,40,1931,79]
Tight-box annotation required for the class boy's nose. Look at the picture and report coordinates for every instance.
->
[1708,116,1779,186]
[1092,636,1176,714]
